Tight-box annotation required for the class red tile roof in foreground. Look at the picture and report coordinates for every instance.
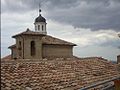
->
[1,57,120,90]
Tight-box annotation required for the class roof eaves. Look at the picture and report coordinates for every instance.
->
[42,43,77,46]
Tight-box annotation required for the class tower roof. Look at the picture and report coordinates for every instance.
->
[35,14,46,23]
[35,8,46,23]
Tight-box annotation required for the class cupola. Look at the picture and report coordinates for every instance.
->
[34,9,47,35]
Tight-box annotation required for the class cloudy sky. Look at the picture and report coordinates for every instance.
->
[1,0,120,61]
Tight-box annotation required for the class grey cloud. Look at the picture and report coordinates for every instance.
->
[1,0,120,31]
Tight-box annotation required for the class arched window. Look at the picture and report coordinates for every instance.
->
[30,41,35,56]
[42,25,44,31]
[38,25,40,31]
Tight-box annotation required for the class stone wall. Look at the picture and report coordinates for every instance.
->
[42,45,73,58]
[12,35,74,59]
[15,36,23,59]
[14,35,43,59]
[23,35,43,59]
[11,47,17,59]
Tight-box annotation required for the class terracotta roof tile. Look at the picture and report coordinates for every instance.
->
[11,29,76,46]
[1,57,120,90]
[12,28,45,38]
[42,35,76,46]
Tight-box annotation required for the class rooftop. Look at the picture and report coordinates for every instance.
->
[42,35,76,46]
[11,29,76,46]
[12,28,45,38]
[1,57,120,90]
[35,14,46,23]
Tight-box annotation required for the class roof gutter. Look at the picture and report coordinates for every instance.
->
[80,76,120,90]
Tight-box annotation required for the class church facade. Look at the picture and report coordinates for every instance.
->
[8,10,76,59]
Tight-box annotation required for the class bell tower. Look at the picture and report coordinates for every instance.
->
[34,7,47,34]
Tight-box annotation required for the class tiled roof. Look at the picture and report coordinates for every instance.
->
[12,28,45,38]
[11,29,76,46]
[42,35,76,46]
[1,57,120,90]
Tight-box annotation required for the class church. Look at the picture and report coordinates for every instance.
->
[2,8,120,90]
[8,9,76,59]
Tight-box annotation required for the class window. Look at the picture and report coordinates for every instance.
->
[42,25,44,31]
[30,41,35,56]
[38,25,40,31]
